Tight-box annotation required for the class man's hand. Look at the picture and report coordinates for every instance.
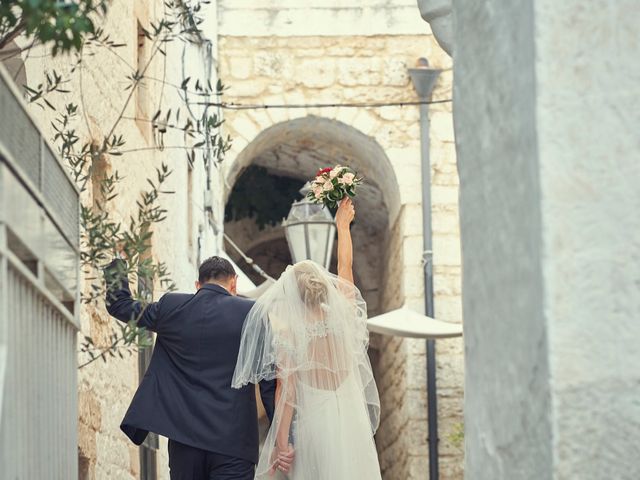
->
[115,240,128,261]
[269,443,295,476]
[335,197,355,230]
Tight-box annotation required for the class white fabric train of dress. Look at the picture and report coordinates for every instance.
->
[278,375,382,480]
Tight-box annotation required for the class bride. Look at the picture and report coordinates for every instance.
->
[232,198,382,479]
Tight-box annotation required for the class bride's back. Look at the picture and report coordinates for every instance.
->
[289,262,355,391]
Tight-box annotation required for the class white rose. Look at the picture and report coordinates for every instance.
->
[340,173,355,185]
[329,166,344,179]
[323,180,334,191]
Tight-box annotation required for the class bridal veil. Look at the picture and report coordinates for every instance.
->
[232,260,380,478]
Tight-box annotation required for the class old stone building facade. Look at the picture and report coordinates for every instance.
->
[420,0,640,479]
[6,1,224,478]
[4,1,464,479]
[217,2,463,479]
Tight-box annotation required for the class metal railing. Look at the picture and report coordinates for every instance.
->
[0,64,79,479]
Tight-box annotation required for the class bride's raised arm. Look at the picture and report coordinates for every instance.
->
[336,197,355,284]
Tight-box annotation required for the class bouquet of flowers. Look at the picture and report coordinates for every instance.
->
[307,165,363,209]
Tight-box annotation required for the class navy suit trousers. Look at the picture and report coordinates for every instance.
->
[168,440,254,480]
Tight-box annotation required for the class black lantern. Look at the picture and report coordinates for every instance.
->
[282,183,336,269]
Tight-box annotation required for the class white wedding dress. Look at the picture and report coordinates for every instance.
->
[232,261,382,480]
[288,373,382,479]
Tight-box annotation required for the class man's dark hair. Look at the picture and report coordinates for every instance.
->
[198,256,236,283]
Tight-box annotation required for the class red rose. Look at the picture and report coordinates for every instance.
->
[316,167,332,177]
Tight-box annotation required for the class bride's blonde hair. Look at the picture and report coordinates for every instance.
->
[293,261,328,308]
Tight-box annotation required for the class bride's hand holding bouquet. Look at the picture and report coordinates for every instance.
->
[307,165,362,209]
[335,196,355,230]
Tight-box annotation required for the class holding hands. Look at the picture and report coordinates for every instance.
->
[270,443,295,476]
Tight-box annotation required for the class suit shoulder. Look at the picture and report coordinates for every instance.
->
[159,291,194,309]
[161,291,193,301]
[227,295,255,312]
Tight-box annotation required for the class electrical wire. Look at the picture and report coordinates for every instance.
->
[223,233,275,282]
[195,98,452,110]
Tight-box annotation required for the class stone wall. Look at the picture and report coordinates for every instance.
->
[454,0,640,478]
[217,28,463,479]
[15,1,221,478]
[217,0,427,37]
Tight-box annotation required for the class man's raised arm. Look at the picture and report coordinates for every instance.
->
[103,258,161,331]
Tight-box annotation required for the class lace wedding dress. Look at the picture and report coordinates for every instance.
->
[232,261,382,479]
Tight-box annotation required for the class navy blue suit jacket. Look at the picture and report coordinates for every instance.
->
[104,259,275,464]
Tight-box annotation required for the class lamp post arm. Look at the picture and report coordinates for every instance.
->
[223,233,276,282]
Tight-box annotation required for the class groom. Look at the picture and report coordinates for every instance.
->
[104,255,289,479]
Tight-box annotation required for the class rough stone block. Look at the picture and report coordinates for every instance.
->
[406,352,427,387]
[403,234,425,266]
[434,294,463,322]
[430,110,456,142]
[402,203,425,236]
[408,454,430,479]
[383,57,410,87]
[334,105,360,126]
[436,354,465,390]
[258,94,289,125]
[433,233,462,266]
[79,389,102,430]
[254,51,293,78]
[229,57,253,80]
[432,209,461,235]
[378,105,406,122]
[226,79,268,97]
[351,108,380,135]
[228,115,261,143]
[247,109,273,131]
[433,272,462,297]
[403,265,426,298]
[337,57,382,86]
[296,58,336,88]
[431,184,459,206]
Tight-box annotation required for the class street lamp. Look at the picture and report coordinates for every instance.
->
[409,56,443,480]
[282,183,336,269]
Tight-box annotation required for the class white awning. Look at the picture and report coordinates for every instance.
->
[239,278,276,299]
[218,253,462,334]
[217,250,257,292]
[218,250,276,299]
[367,306,462,339]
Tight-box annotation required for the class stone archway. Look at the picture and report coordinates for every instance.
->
[223,115,401,317]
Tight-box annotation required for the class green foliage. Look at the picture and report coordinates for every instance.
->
[448,422,464,450]
[55,99,177,368]
[15,0,230,368]
[79,320,153,368]
[225,166,305,229]
[0,0,108,54]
